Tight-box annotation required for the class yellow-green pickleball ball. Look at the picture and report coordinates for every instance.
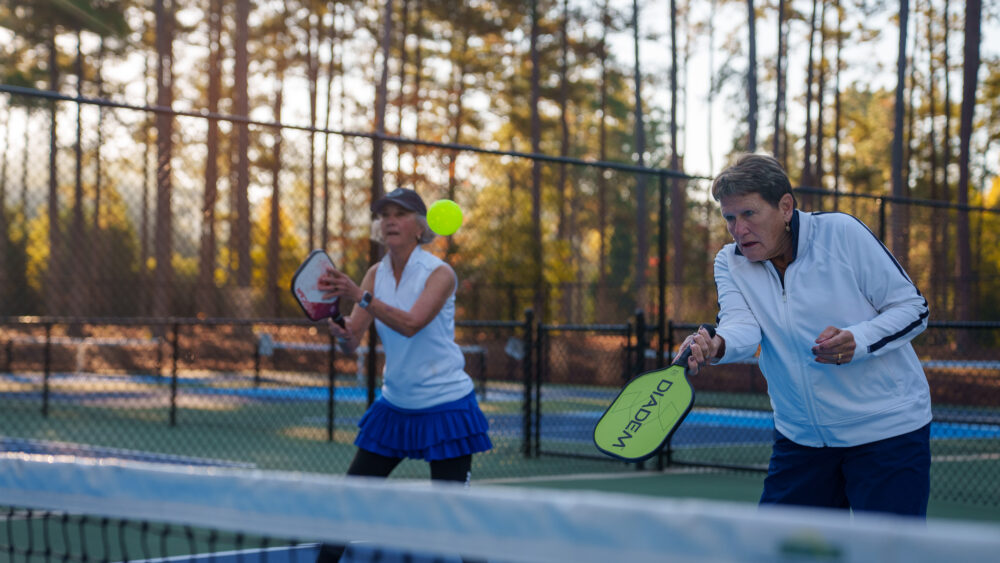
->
[427,199,463,236]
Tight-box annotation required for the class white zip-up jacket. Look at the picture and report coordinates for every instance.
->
[714,209,932,447]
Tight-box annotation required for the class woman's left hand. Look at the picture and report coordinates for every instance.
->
[811,326,856,366]
[318,267,362,302]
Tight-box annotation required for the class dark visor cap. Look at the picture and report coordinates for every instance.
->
[370,188,427,216]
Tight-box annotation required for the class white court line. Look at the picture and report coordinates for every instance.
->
[932,453,1000,463]
[121,543,319,563]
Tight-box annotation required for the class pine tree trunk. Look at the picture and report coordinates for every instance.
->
[669,0,683,318]
[802,0,818,195]
[529,0,544,320]
[153,0,175,317]
[198,0,222,317]
[233,0,251,293]
[890,0,909,263]
[774,0,785,163]
[633,0,648,311]
[956,0,981,323]
[746,0,757,152]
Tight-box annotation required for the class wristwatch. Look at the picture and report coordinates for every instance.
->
[358,291,373,310]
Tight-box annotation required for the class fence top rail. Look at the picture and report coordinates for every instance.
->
[3,317,997,331]
[927,321,1000,329]
[0,83,704,181]
[539,323,630,333]
[0,316,325,328]
[794,186,1000,215]
[669,320,1000,331]
[456,320,526,329]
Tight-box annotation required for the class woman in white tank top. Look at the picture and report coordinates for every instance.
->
[316,188,491,492]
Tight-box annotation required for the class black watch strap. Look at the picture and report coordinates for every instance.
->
[358,291,373,309]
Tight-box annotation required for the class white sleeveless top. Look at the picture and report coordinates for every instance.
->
[373,246,473,409]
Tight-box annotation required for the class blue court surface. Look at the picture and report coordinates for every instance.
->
[521,405,1000,449]
[3,372,999,450]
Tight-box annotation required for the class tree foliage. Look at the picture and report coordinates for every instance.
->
[0,0,996,323]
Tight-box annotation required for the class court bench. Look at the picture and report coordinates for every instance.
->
[254,333,488,397]
[2,335,165,374]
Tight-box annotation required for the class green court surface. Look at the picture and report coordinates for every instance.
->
[2,371,997,522]
[492,469,1000,524]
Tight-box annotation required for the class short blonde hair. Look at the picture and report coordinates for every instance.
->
[370,213,437,246]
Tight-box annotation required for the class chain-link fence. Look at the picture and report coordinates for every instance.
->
[527,318,1000,508]
[0,316,536,480]
[2,315,997,508]
[2,86,999,509]
[5,86,999,326]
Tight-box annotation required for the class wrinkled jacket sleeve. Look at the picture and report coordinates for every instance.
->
[841,219,929,362]
[713,246,762,364]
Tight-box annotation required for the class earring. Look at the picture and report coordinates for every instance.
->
[785,222,790,232]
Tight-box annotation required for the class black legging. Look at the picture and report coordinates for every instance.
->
[315,449,475,562]
[347,448,472,483]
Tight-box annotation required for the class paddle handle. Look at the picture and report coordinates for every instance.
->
[672,324,717,368]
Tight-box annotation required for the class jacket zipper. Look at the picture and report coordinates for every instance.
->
[770,260,828,446]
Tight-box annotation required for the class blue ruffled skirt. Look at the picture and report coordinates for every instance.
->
[354,392,493,461]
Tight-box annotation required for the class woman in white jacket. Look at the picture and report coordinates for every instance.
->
[681,154,932,517]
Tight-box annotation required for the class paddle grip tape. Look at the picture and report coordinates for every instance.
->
[672,324,717,368]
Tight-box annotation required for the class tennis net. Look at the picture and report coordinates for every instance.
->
[2,453,999,563]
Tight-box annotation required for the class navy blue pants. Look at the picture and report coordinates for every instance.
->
[760,423,931,517]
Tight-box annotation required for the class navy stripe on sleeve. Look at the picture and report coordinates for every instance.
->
[814,213,929,354]
[868,306,929,354]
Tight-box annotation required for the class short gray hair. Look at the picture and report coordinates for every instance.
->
[370,213,437,246]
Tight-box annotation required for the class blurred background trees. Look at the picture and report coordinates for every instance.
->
[0,0,997,324]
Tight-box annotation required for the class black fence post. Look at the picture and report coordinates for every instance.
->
[42,322,52,418]
[657,173,667,369]
[366,324,378,406]
[666,319,676,363]
[155,327,164,380]
[521,308,534,458]
[657,319,678,471]
[328,329,337,442]
[534,314,545,458]
[3,334,11,373]
[878,197,887,242]
[624,321,634,383]
[169,322,179,427]
[634,309,647,377]
[254,337,262,387]
[633,310,647,470]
